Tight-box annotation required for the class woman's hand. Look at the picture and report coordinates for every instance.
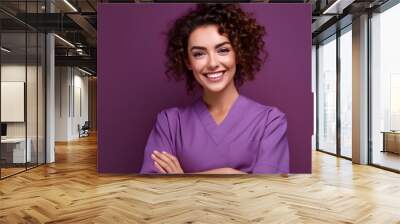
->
[151,150,184,174]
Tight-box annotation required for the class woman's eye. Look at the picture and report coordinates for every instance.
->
[193,52,205,58]
[218,48,230,55]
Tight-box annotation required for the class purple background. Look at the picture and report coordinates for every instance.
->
[98,3,312,173]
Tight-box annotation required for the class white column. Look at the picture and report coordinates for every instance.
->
[46,33,55,163]
[46,1,55,163]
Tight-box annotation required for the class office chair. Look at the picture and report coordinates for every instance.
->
[79,121,90,138]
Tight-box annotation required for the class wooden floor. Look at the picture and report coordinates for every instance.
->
[1,134,400,223]
[0,167,26,178]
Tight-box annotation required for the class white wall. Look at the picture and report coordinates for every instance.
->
[55,66,69,141]
[1,65,26,130]
[55,66,89,141]
[1,65,38,137]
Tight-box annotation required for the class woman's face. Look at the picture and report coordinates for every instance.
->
[186,24,236,93]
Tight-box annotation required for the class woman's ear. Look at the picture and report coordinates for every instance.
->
[184,58,192,70]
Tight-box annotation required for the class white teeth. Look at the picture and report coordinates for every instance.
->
[206,72,223,78]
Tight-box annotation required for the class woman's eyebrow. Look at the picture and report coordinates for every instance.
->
[214,41,230,48]
[190,46,206,51]
[190,41,231,51]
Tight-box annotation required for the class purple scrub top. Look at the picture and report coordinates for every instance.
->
[140,95,289,174]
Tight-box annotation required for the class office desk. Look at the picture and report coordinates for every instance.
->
[1,138,32,163]
[381,131,400,154]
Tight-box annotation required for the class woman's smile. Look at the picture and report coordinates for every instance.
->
[204,71,225,82]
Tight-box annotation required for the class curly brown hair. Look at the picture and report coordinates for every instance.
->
[165,3,266,93]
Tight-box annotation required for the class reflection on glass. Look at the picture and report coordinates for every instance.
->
[318,36,337,154]
[371,3,400,171]
[340,29,352,158]
[1,32,27,177]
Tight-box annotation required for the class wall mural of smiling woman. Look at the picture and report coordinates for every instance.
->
[141,4,289,174]
[97,3,312,174]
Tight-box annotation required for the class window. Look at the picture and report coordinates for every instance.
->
[339,28,352,158]
[370,2,400,171]
[317,35,337,154]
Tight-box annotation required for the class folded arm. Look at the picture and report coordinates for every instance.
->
[151,151,247,174]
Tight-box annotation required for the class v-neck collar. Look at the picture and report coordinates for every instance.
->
[194,95,243,145]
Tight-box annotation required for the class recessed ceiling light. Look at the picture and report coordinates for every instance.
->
[78,67,93,76]
[63,0,78,12]
[54,34,75,48]
[1,47,11,53]
[322,0,355,15]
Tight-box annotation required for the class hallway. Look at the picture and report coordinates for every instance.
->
[0,134,399,223]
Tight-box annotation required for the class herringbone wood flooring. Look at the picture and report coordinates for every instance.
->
[1,134,400,223]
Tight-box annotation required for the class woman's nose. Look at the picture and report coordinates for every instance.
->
[207,54,219,69]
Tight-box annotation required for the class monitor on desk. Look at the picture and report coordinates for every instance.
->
[1,123,7,138]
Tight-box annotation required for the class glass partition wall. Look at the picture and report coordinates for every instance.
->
[316,26,353,159]
[0,1,46,179]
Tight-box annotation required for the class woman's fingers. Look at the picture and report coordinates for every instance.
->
[154,161,166,174]
[154,151,175,169]
[162,152,183,173]
[151,152,174,173]
[152,151,177,173]
[151,150,183,173]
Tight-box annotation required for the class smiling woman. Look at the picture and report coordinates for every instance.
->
[140,3,290,174]
[187,26,237,95]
